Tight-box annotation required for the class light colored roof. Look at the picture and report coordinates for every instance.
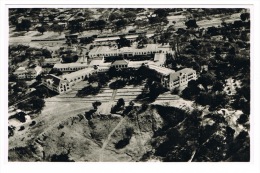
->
[170,68,196,81]
[15,67,26,72]
[62,68,95,81]
[43,74,68,86]
[44,58,60,62]
[54,63,88,69]
[89,59,103,66]
[127,60,149,68]
[34,66,42,75]
[99,61,111,67]
[154,53,166,64]
[76,56,88,63]
[112,60,128,66]
[94,34,154,43]
[94,37,120,42]
[89,44,159,56]
[148,64,175,76]
[89,46,118,55]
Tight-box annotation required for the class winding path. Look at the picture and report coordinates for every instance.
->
[99,116,125,162]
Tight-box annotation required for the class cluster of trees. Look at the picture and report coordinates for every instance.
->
[148,9,169,26]
[148,105,249,162]
[116,35,131,49]
[15,19,31,32]
[9,80,29,105]
[17,96,45,113]
[76,85,101,97]
[77,73,110,97]
[181,73,229,111]
[111,98,125,114]
[79,36,95,44]
[115,127,134,149]
[136,34,148,48]
[10,45,52,65]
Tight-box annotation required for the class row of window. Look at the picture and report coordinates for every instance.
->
[55,67,87,71]
[114,65,127,68]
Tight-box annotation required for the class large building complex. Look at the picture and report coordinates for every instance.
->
[88,44,173,58]
[42,74,71,94]
[147,64,197,90]
[13,66,42,79]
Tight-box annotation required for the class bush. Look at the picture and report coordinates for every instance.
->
[115,138,130,149]
[18,126,25,131]
[125,127,134,137]
[51,153,75,162]
[109,80,126,89]
[29,121,36,126]
[92,101,102,110]
[77,85,101,97]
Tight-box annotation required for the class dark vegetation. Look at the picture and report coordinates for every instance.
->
[143,105,250,162]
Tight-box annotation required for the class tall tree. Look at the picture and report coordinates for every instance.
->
[37,26,47,35]
[16,19,31,32]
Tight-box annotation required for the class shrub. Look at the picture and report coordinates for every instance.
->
[18,126,25,131]
[29,121,36,126]
[115,138,130,149]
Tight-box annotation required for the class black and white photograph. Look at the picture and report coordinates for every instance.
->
[1,0,260,173]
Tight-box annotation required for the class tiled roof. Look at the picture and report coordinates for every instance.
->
[62,68,95,81]
[54,63,88,69]
[148,64,175,76]
[111,60,128,66]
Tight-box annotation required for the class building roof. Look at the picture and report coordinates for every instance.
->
[127,60,149,68]
[43,74,67,86]
[170,68,196,81]
[89,59,103,67]
[89,44,159,56]
[89,46,118,55]
[54,63,88,69]
[111,60,129,66]
[62,68,95,81]
[76,56,88,63]
[14,67,26,72]
[154,53,166,65]
[34,66,42,75]
[148,64,175,76]
[44,58,60,63]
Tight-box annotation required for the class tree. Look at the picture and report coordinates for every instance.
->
[237,114,249,124]
[117,98,125,108]
[154,9,168,18]
[92,101,102,110]
[42,49,52,58]
[96,20,106,32]
[53,24,65,35]
[240,13,250,21]
[68,19,84,34]
[198,72,216,91]
[16,19,31,32]
[13,80,28,93]
[48,14,56,21]
[9,74,17,82]
[9,16,18,26]
[49,68,63,76]
[185,19,198,29]
[124,11,136,22]
[135,20,149,28]
[116,35,130,49]
[109,12,121,21]
[212,81,224,92]
[30,96,45,112]
[136,34,148,48]
[115,19,128,31]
